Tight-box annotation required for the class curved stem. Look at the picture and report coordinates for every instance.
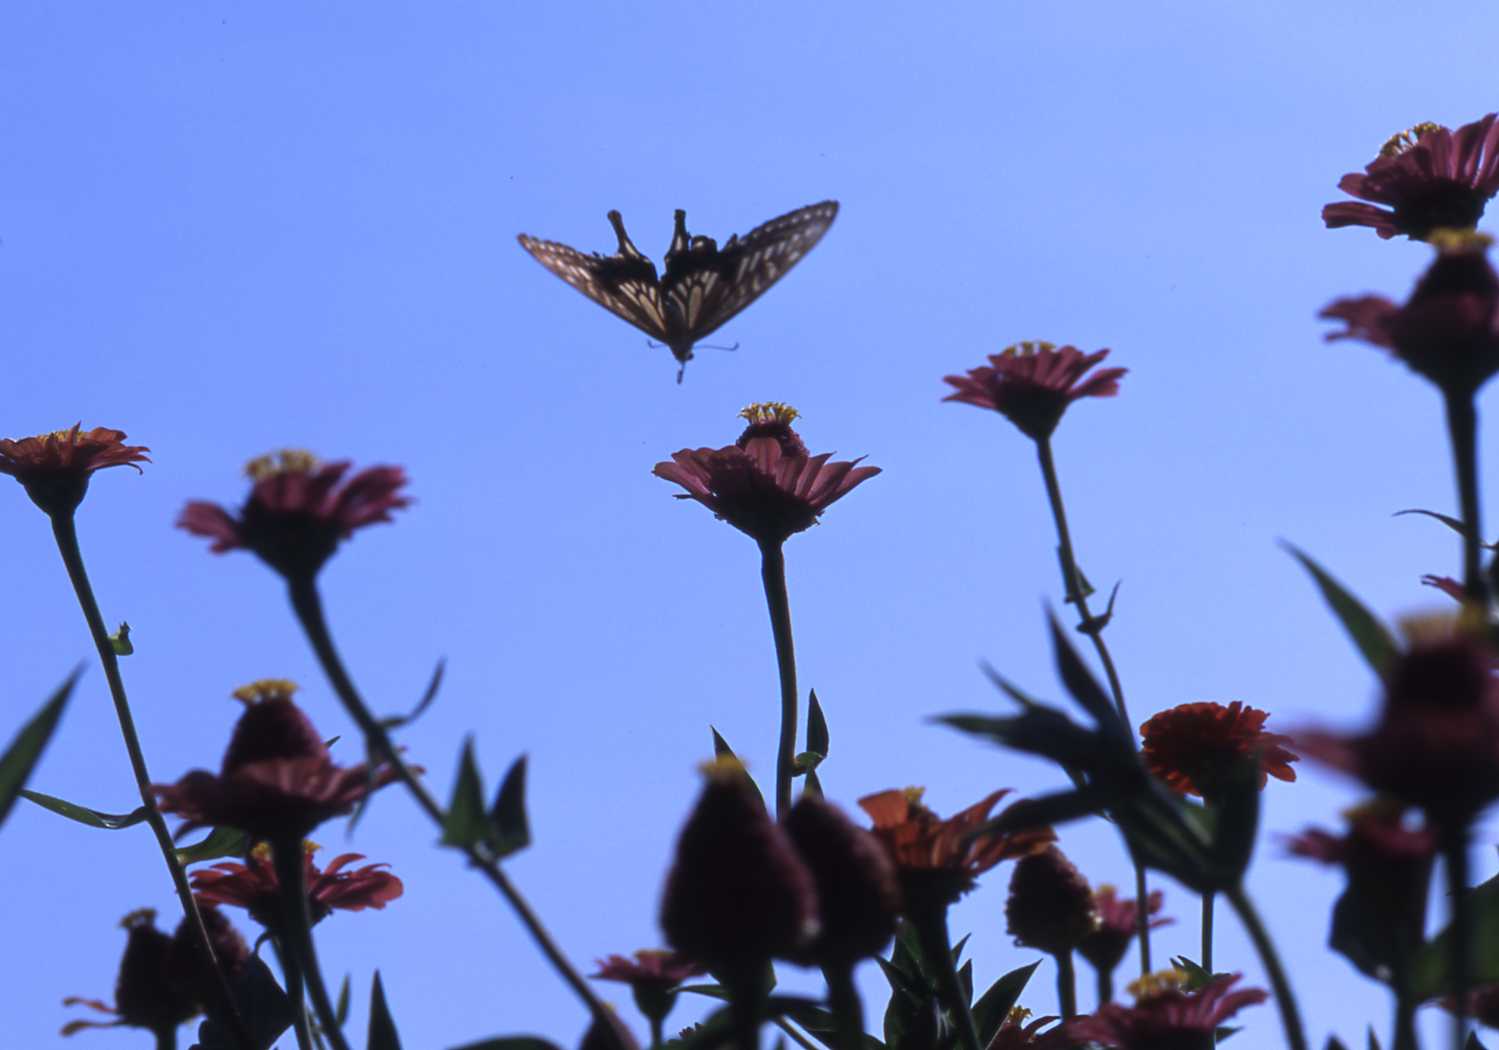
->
[1225,884,1307,1050]
[285,577,612,1028]
[271,935,315,1050]
[913,909,981,1050]
[758,541,799,820]
[272,839,352,1050]
[1055,951,1077,1021]
[1443,824,1472,1050]
[823,963,866,1050]
[1444,393,1486,602]
[49,513,249,1049]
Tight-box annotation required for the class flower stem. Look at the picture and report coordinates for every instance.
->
[1203,891,1216,1048]
[913,910,982,1050]
[271,936,315,1050]
[156,1029,178,1050]
[285,577,613,1031]
[1056,950,1077,1020]
[823,963,866,1050]
[48,512,250,1050]
[1444,393,1486,602]
[1225,884,1306,1050]
[1443,824,1472,1050]
[1095,967,1113,1008]
[1134,863,1153,977]
[649,1015,664,1050]
[272,839,352,1050]
[772,1018,820,1050]
[758,541,799,821]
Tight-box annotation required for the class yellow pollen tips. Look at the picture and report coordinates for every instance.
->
[245,448,320,481]
[698,754,750,780]
[231,678,300,705]
[1000,340,1057,358]
[250,841,274,863]
[739,401,800,425]
[900,786,927,806]
[120,907,157,930]
[1380,122,1445,157]
[303,840,322,855]
[1127,968,1188,1001]
[1429,228,1494,254]
[1005,1007,1032,1025]
[1094,883,1118,897]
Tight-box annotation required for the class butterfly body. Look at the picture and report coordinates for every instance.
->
[518,201,839,381]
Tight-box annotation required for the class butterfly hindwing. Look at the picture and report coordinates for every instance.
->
[515,235,670,341]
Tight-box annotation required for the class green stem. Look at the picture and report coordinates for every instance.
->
[1444,393,1486,602]
[155,1028,178,1050]
[1203,891,1216,1048]
[758,541,799,821]
[48,513,249,1049]
[272,935,315,1050]
[913,909,981,1050]
[1225,884,1307,1050]
[649,1015,664,1050]
[1443,824,1472,1050]
[1391,953,1418,1050]
[272,839,352,1050]
[1095,966,1113,1008]
[1055,951,1077,1020]
[285,578,612,1028]
[771,1017,820,1050]
[823,963,865,1050]
[1134,863,1153,977]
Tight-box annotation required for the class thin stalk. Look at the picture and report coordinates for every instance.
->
[1225,884,1307,1050]
[49,513,249,1049]
[772,1017,820,1050]
[1095,967,1113,1009]
[649,1016,664,1050]
[272,839,352,1050]
[155,1029,178,1050]
[758,540,799,820]
[285,578,612,1029]
[1391,949,1418,1050]
[1055,951,1077,1020]
[913,909,982,1050]
[272,935,315,1050]
[1443,825,1472,1050]
[1203,891,1216,1048]
[1134,864,1153,976]
[823,963,866,1050]
[1444,393,1486,602]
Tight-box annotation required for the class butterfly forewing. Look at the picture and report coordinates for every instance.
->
[515,235,671,341]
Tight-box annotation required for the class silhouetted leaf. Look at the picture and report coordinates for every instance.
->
[1396,508,1499,549]
[804,768,824,799]
[973,787,1108,834]
[489,755,531,859]
[336,974,350,1026]
[369,971,402,1050]
[807,690,829,757]
[175,826,250,865]
[1207,756,1261,883]
[451,1040,561,1050]
[109,622,133,655]
[780,1002,885,1050]
[1047,611,1125,739]
[442,738,487,848]
[0,669,78,829]
[21,789,147,830]
[1414,870,1499,998]
[971,961,1040,1045]
[1284,544,1399,675]
[382,659,446,730]
[192,954,293,1050]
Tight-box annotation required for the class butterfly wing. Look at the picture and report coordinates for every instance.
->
[517,234,671,342]
[660,200,840,344]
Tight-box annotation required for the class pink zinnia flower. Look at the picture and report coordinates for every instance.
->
[1077,885,1173,978]
[943,341,1125,440]
[988,1008,1070,1049]
[591,950,705,989]
[1139,701,1298,798]
[179,449,409,579]
[191,840,403,931]
[653,403,879,546]
[0,424,149,516]
[1323,115,1499,240]
[1066,972,1267,1050]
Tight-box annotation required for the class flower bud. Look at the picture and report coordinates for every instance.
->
[783,795,900,965]
[1005,846,1098,955]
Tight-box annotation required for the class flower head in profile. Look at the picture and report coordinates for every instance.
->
[154,679,399,842]
[0,424,149,517]
[179,450,410,580]
[1005,844,1098,956]
[591,951,705,1030]
[783,794,902,966]
[1077,885,1173,978]
[1322,231,1499,396]
[1140,700,1298,799]
[62,909,200,1039]
[856,787,1055,917]
[653,403,880,547]
[1066,972,1267,1050]
[191,840,403,931]
[1323,115,1499,240]
[943,342,1126,441]
[988,1008,1069,1049]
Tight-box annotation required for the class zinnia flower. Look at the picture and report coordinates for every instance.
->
[1323,115,1499,240]
[1066,972,1267,1050]
[856,787,1054,918]
[154,679,399,842]
[652,402,880,546]
[179,450,409,580]
[783,794,901,966]
[0,424,149,517]
[1077,885,1173,979]
[1005,844,1098,956]
[1139,700,1298,798]
[62,909,201,1039]
[942,342,1125,441]
[591,951,705,1031]
[165,904,250,1015]
[190,840,403,931]
[1321,230,1499,396]
[988,1008,1070,1049]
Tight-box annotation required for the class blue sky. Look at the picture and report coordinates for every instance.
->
[4,1,1499,1046]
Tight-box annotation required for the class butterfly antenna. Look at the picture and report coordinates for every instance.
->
[697,342,740,353]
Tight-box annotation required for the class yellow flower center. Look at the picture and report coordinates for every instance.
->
[999,340,1057,359]
[1127,968,1188,1000]
[739,402,800,426]
[1429,228,1495,255]
[231,678,300,705]
[1380,122,1446,158]
[1005,1007,1032,1025]
[698,754,750,779]
[245,449,320,480]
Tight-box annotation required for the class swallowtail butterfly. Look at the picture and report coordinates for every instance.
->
[517,201,839,381]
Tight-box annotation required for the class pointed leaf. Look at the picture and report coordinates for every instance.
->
[489,755,531,858]
[780,1003,885,1050]
[803,768,824,799]
[451,1040,562,1050]
[1396,508,1499,550]
[974,787,1108,834]
[1284,544,1399,675]
[1367,1027,1382,1050]
[21,789,148,830]
[336,974,351,1026]
[109,622,133,655]
[369,971,403,1050]
[175,825,251,864]
[192,954,294,1050]
[977,663,1045,710]
[442,738,487,849]
[1326,1040,1351,1050]
[0,669,78,829]
[382,658,446,730]
[1046,611,1125,737]
[1467,1033,1489,1050]
[970,961,1040,1045]
[708,727,767,811]
[807,690,829,757]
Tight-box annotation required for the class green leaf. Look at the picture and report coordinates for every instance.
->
[1284,544,1399,675]
[442,737,488,849]
[1413,870,1499,998]
[0,669,79,829]
[803,768,824,799]
[192,954,294,1050]
[807,689,829,757]
[335,974,350,1026]
[175,825,251,864]
[109,622,133,655]
[1326,1040,1351,1050]
[1206,756,1262,884]
[489,755,531,859]
[1396,508,1499,550]
[792,750,824,775]
[1046,611,1125,738]
[970,961,1040,1045]
[781,1002,885,1050]
[974,787,1108,834]
[20,788,147,830]
[382,658,446,731]
[1169,956,1216,990]
[450,1040,562,1050]
[368,971,403,1050]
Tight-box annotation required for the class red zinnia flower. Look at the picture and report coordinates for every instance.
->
[988,1008,1070,1049]
[1077,885,1173,978]
[191,840,403,931]
[1323,116,1499,240]
[0,424,149,516]
[154,679,399,842]
[652,402,880,546]
[1423,574,1465,602]
[179,449,410,580]
[1066,972,1267,1050]
[591,949,705,989]
[62,909,201,1039]
[1139,700,1298,799]
[856,787,1055,917]
[942,341,1126,441]
[1321,231,1499,396]
[1005,845,1098,956]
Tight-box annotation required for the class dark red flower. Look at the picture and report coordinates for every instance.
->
[1296,616,1499,823]
[943,342,1125,441]
[1322,231,1499,395]
[179,450,410,580]
[653,402,879,546]
[783,794,901,965]
[1140,701,1298,798]
[1441,985,1499,1028]
[1066,972,1267,1050]
[857,787,1055,917]
[1424,574,1465,601]
[166,904,250,1015]
[1077,885,1173,977]
[591,951,705,1029]
[987,1008,1070,1049]
[0,424,149,516]
[191,840,403,931]
[62,909,200,1039]
[1005,844,1098,956]
[154,679,399,842]
[659,758,819,978]
[1323,116,1499,240]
